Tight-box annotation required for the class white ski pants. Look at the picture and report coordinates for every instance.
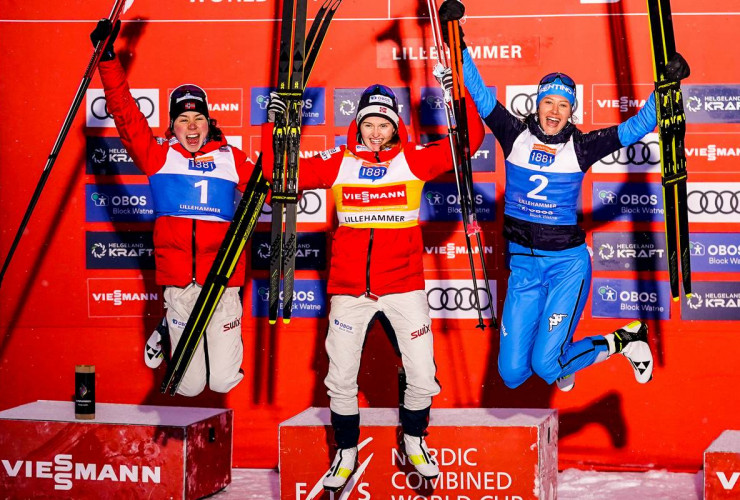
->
[164,284,244,397]
[325,290,440,415]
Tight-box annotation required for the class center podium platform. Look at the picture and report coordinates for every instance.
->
[279,407,558,500]
[0,400,232,499]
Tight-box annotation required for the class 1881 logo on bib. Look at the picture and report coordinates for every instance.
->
[528,144,556,167]
[358,161,389,182]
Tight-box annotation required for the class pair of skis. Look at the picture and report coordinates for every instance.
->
[269,0,341,324]
[0,0,134,288]
[646,0,692,300]
[161,0,341,395]
[427,0,497,330]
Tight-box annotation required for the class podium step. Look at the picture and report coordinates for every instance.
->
[279,407,557,500]
[0,400,232,499]
[705,430,740,499]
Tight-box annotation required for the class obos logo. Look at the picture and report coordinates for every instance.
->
[687,182,740,222]
[420,182,495,222]
[251,279,327,318]
[250,87,325,125]
[420,87,447,126]
[592,133,661,173]
[258,189,326,223]
[85,184,155,222]
[86,88,159,128]
[506,84,584,123]
[592,278,670,320]
[688,233,740,272]
[593,182,663,222]
[425,279,497,320]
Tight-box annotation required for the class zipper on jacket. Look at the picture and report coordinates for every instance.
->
[365,228,379,301]
[374,151,381,162]
[191,219,197,284]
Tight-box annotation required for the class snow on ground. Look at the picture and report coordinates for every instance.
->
[213,468,703,499]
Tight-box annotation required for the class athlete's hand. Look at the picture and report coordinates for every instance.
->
[90,19,120,62]
[438,1,467,50]
[666,52,690,82]
[267,91,287,123]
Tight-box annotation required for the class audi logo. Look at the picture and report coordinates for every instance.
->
[90,95,156,120]
[261,190,322,215]
[599,140,659,166]
[509,92,580,119]
[687,190,740,215]
[427,286,492,311]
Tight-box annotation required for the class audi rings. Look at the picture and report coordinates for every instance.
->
[600,140,660,166]
[427,286,492,311]
[509,92,580,120]
[90,95,156,120]
[687,190,740,215]
[261,190,323,215]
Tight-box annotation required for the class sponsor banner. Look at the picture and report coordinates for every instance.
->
[250,231,327,271]
[251,279,327,319]
[590,83,653,125]
[685,133,740,173]
[333,87,411,127]
[420,87,447,126]
[85,184,155,222]
[203,88,243,127]
[225,135,242,150]
[249,134,327,161]
[684,84,740,124]
[85,137,140,175]
[258,189,327,224]
[420,182,495,222]
[249,87,325,126]
[425,278,497,319]
[682,281,740,321]
[85,231,155,270]
[592,182,663,222]
[419,133,496,173]
[689,233,740,272]
[592,133,660,173]
[591,278,671,320]
[334,135,347,147]
[593,232,667,271]
[506,84,584,124]
[687,182,740,223]
[422,230,496,271]
[86,88,159,128]
[376,37,539,68]
[87,278,162,318]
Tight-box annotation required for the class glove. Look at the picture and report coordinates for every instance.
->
[90,18,120,62]
[433,64,453,98]
[267,91,287,123]
[666,52,690,81]
[438,0,466,50]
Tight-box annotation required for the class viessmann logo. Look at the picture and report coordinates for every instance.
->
[342,184,408,207]
[1,454,160,491]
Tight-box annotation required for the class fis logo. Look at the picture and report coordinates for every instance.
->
[548,313,568,331]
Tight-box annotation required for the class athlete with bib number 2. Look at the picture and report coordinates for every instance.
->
[438,1,690,392]
[262,84,484,491]
[91,20,259,397]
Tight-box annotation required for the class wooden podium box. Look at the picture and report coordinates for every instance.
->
[705,430,740,499]
[0,400,232,499]
[279,407,558,500]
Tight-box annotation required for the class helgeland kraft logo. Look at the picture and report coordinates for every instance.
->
[251,279,327,318]
[592,232,667,271]
[250,232,326,271]
[681,281,740,321]
[85,231,155,270]
[86,137,139,175]
[683,85,740,123]
[592,278,670,320]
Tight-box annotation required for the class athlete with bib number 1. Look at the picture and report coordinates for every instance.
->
[438,0,690,392]
[262,84,484,491]
[90,20,260,397]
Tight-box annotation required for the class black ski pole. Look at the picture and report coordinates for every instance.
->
[0,0,133,288]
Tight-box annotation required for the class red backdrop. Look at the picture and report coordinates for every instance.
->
[1,0,739,471]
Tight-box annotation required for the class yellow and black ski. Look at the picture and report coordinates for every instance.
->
[646,0,691,300]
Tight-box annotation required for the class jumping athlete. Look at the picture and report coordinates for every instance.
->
[91,20,257,397]
[263,84,485,491]
[438,0,690,391]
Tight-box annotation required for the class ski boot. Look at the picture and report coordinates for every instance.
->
[607,320,653,383]
[323,447,357,492]
[403,434,439,479]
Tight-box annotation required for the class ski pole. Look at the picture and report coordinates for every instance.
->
[0,0,134,288]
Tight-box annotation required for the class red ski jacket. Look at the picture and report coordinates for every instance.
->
[261,97,484,296]
[98,59,255,287]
